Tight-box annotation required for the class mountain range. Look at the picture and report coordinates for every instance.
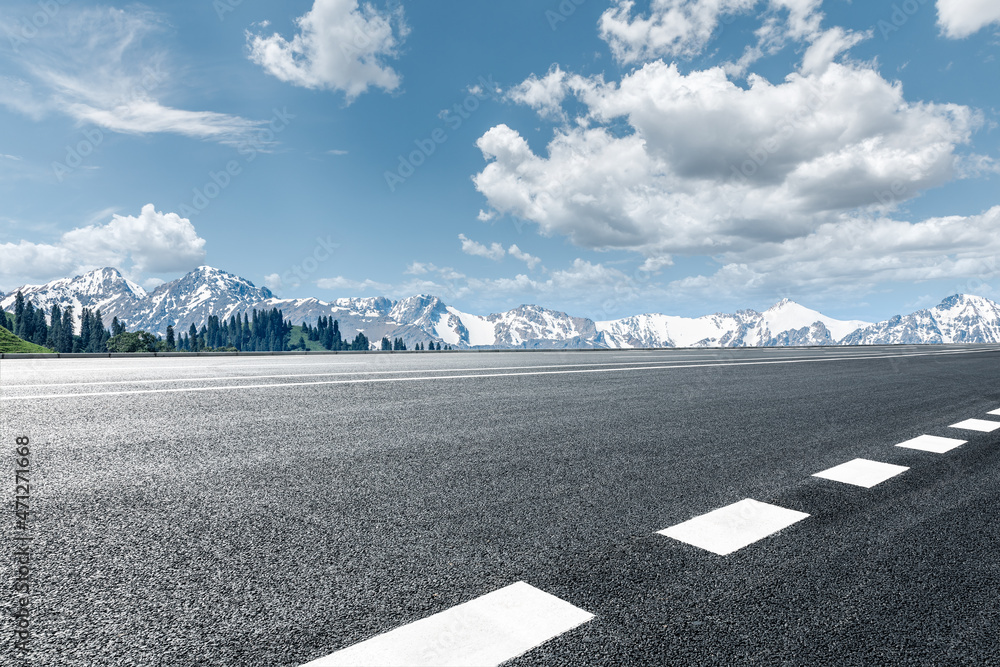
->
[3,266,1000,349]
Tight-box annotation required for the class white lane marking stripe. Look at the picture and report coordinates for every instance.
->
[658,499,809,556]
[3,353,859,389]
[3,346,990,373]
[811,458,909,488]
[1,347,989,401]
[299,582,592,667]
[989,408,1000,416]
[949,418,1000,432]
[894,434,967,453]
[1,348,937,380]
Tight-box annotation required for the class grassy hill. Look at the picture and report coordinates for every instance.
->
[0,327,53,353]
[288,325,328,351]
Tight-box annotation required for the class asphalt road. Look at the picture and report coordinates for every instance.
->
[2,346,999,666]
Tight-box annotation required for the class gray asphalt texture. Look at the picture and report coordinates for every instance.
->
[1,346,999,666]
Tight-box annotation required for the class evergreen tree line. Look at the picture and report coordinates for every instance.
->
[376,337,450,351]
[4,292,313,353]
[174,308,296,352]
[2,292,452,354]
[300,316,370,351]
[9,291,112,353]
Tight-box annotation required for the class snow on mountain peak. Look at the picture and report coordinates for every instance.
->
[7,266,1000,348]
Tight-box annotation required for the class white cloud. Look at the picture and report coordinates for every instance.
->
[506,65,571,120]
[599,0,829,67]
[476,60,985,257]
[0,204,206,289]
[316,276,393,292]
[669,207,1000,300]
[0,7,262,144]
[599,0,758,63]
[458,234,506,260]
[263,273,284,292]
[937,0,1000,38]
[800,27,869,76]
[508,245,543,270]
[247,0,408,99]
[313,257,647,315]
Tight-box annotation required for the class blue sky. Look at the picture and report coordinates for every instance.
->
[1,0,999,322]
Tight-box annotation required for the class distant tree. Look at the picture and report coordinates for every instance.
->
[381,336,391,351]
[111,316,126,337]
[350,332,369,351]
[332,319,343,351]
[58,306,74,353]
[393,337,406,351]
[106,331,157,353]
[297,335,307,350]
[79,308,93,352]
[46,304,62,350]
[13,292,25,337]
[188,323,199,352]
[90,310,109,352]
[435,342,441,351]
[30,306,46,347]
[165,325,176,352]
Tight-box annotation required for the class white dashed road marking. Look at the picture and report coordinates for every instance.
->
[894,434,967,453]
[812,458,909,488]
[990,408,1000,416]
[658,499,809,556]
[299,582,593,667]
[949,418,1000,432]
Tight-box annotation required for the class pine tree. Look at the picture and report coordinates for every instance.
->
[47,304,62,350]
[332,319,343,351]
[59,306,74,353]
[80,308,93,352]
[21,301,36,343]
[165,325,176,351]
[31,307,47,347]
[13,292,25,338]
[381,336,391,351]
[188,324,199,352]
[91,310,109,352]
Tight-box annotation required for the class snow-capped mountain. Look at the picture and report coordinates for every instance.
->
[4,266,1000,348]
[841,295,1000,345]
[595,299,871,348]
[0,268,148,324]
[136,266,275,335]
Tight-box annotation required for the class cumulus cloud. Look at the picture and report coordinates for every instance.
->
[263,273,284,292]
[669,207,1000,300]
[937,0,1000,38]
[247,0,408,99]
[599,0,758,62]
[458,234,506,261]
[0,204,206,289]
[0,7,261,144]
[506,65,573,120]
[477,59,984,261]
[599,0,829,67]
[508,245,543,270]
